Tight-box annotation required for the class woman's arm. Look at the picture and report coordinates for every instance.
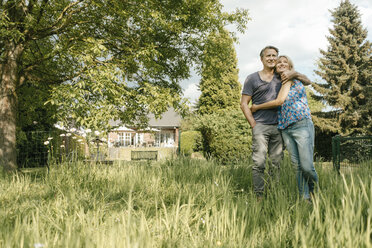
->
[251,81,292,113]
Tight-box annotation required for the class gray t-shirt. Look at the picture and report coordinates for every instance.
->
[242,72,282,125]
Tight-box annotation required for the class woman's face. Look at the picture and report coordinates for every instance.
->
[276,57,291,73]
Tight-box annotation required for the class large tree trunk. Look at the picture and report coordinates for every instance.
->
[0,41,23,171]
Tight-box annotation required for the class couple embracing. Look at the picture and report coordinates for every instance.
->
[240,46,318,202]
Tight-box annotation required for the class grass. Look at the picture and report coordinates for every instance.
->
[0,157,371,247]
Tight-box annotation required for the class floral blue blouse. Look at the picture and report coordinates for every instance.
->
[278,79,311,129]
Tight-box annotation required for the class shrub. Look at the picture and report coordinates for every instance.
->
[180,131,202,156]
[195,108,252,164]
[16,130,87,168]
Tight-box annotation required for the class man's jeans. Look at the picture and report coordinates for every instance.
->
[252,123,283,196]
[281,118,318,199]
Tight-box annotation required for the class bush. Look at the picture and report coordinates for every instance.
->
[195,108,252,164]
[313,127,337,161]
[16,130,87,168]
[180,131,202,156]
[339,137,372,164]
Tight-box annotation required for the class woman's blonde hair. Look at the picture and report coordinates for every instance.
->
[277,55,294,70]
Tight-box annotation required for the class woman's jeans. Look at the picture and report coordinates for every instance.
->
[281,119,318,199]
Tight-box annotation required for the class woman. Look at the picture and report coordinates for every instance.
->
[251,55,318,201]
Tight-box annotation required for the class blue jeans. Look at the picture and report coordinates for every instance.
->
[252,123,283,196]
[281,119,318,199]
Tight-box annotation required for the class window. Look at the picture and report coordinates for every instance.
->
[155,131,175,147]
[124,133,131,146]
[135,133,144,146]
[155,133,161,147]
[118,133,125,146]
[118,132,133,147]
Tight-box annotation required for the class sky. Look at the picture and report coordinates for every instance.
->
[182,0,372,105]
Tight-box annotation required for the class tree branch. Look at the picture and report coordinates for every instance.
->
[26,0,36,15]
[34,0,86,37]
[36,0,48,24]
[20,0,28,15]
[51,0,84,27]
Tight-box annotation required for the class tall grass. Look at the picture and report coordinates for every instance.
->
[0,157,371,247]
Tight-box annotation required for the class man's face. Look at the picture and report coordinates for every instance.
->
[261,48,278,69]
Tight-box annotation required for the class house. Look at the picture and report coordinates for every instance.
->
[107,108,181,161]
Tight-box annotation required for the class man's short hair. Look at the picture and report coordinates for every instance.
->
[260,46,279,58]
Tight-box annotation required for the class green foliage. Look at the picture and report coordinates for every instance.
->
[180,131,202,156]
[16,131,87,168]
[0,0,250,131]
[15,82,58,166]
[180,114,198,132]
[313,0,372,135]
[197,28,242,115]
[17,83,57,132]
[195,109,251,164]
[333,136,372,167]
[313,127,338,161]
[1,0,249,169]
[306,88,325,113]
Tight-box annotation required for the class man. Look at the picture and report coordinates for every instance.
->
[240,46,310,198]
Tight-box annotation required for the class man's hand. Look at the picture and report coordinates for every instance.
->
[240,94,256,129]
[280,70,296,83]
[251,121,257,129]
[281,70,312,85]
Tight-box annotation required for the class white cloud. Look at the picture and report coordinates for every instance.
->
[183,83,201,105]
[225,0,371,82]
[181,0,372,101]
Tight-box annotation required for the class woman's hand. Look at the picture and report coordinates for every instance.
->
[251,104,258,113]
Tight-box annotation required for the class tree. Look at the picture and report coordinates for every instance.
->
[196,28,242,115]
[306,88,325,113]
[313,0,372,135]
[195,108,251,164]
[0,0,249,170]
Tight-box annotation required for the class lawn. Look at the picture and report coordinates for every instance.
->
[1,157,371,248]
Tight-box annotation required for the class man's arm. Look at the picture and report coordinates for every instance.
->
[281,70,311,86]
[251,81,292,113]
[240,94,256,128]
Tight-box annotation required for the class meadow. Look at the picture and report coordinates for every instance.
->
[1,157,371,248]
